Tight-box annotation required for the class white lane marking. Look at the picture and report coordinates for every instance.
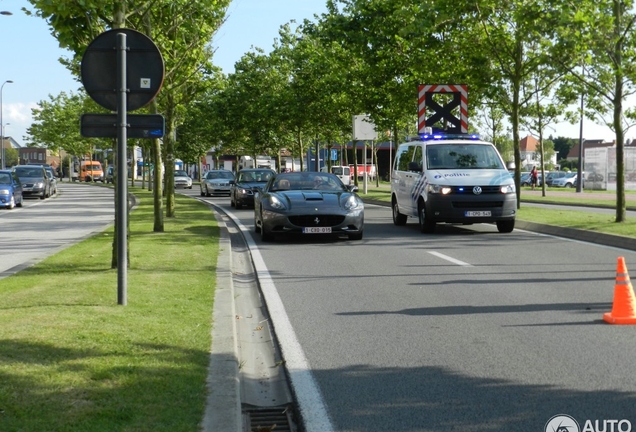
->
[428,251,473,267]
[233,218,335,432]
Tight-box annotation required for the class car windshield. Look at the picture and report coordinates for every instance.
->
[426,144,505,170]
[175,170,189,177]
[238,170,273,182]
[0,173,11,184]
[270,173,346,191]
[15,167,43,177]
[205,171,234,180]
[84,164,101,170]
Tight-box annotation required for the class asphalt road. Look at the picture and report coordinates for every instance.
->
[196,192,636,432]
[0,182,114,278]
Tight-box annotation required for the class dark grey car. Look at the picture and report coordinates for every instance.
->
[230,168,275,209]
[12,165,50,199]
[253,172,364,241]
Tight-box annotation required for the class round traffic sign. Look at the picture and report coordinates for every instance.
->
[81,28,164,111]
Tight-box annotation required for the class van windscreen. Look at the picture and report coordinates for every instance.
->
[427,144,504,170]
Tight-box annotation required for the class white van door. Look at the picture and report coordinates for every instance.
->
[392,143,419,215]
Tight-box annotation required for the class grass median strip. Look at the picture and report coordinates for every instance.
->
[0,187,219,432]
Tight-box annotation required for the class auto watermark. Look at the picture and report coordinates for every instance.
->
[546,414,633,432]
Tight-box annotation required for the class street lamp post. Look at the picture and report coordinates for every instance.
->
[0,80,13,170]
[0,11,11,169]
[2,123,9,165]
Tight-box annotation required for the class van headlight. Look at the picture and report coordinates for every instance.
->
[426,184,452,195]
[500,184,516,194]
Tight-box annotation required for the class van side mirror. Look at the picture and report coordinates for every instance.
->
[407,161,422,172]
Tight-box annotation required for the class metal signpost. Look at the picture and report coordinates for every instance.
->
[80,28,165,305]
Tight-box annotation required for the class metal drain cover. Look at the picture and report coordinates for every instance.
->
[243,406,296,432]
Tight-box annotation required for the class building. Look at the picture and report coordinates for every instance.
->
[0,136,22,168]
[519,135,559,170]
[565,139,614,160]
[18,147,61,171]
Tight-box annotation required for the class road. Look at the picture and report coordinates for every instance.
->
[189,190,636,432]
[0,182,114,278]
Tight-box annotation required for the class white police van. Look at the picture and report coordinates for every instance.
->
[391,131,516,233]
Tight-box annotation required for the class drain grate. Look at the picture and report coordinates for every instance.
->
[244,406,296,432]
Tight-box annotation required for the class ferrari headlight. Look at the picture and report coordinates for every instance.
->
[426,184,452,195]
[268,195,286,210]
[500,184,516,194]
[343,195,361,210]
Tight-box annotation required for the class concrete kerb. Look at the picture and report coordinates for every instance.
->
[202,210,241,432]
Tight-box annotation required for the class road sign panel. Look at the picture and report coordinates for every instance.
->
[80,114,165,138]
[81,28,164,111]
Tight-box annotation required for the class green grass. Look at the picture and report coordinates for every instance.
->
[359,182,636,239]
[0,187,219,432]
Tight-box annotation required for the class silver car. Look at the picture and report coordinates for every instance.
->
[200,170,235,197]
[174,170,193,189]
[12,165,50,200]
[253,172,364,241]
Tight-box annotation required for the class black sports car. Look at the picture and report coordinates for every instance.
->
[230,168,276,209]
[253,172,364,241]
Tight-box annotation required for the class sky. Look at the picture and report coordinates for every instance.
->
[0,0,627,149]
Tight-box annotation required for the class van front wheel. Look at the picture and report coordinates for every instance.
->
[496,219,515,233]
[392,199,407,226]
[418,201,436,233]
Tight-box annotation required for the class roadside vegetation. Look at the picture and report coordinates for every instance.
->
[24,0,636,229]
[0,188,219,432]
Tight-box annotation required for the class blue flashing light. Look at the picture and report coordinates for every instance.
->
[419,132,480,141]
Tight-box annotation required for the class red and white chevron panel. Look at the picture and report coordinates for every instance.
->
[417,84,468,133]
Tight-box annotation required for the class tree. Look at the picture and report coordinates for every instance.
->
[26,91,105,182]
[25,0,232,226]
[547,0,636,222]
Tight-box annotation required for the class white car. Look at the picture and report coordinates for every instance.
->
[174,170,192,189]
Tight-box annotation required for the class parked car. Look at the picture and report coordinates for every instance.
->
[44,167,57,196]
[253,171,364,241]
[230,168,276,209]
[587,172,604,182]
[545,171,567,187]
[174,170,193,189]
[552,172,578,188]
[200,170,235,197]
[0,169,23,209]
[520,172,531,186]
[105,166,114,183]
[12,165,50,199]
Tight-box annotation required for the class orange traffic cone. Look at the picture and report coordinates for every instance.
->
[603,257,636,324]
